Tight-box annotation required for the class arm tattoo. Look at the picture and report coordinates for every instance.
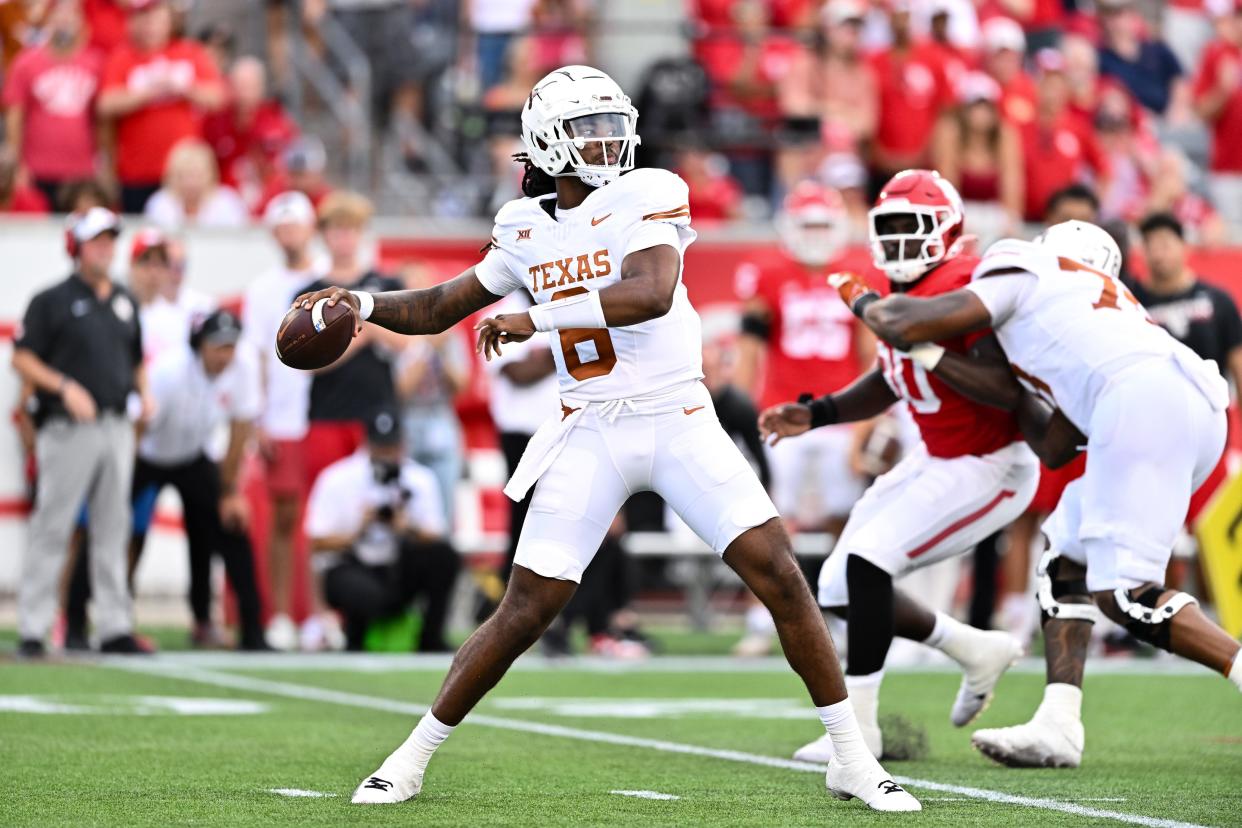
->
[369,270,502,335]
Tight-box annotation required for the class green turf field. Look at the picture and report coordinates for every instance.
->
[2,654,1239,826]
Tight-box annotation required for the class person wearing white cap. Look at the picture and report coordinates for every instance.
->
[980,17,1037,126]
[240,189,321,651]
[12,207,154,657]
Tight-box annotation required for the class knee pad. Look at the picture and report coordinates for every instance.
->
[1113,587,1198,652]
[1036,550,1098,625]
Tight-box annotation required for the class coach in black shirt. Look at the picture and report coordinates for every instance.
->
[11,208,152,657]
[1134,212,1242,391]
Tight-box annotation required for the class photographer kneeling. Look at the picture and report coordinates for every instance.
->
[306,410,460,652]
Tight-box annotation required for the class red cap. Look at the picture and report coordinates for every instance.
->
[131,227,168,261]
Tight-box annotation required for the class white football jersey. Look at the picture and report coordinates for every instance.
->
[969,239,1228,433]
[473,167,702,402]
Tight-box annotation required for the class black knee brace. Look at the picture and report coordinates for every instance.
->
[1113,587,1198,652]
[1036,550,1097,625]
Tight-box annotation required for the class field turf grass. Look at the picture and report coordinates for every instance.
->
[2,654,1240,827]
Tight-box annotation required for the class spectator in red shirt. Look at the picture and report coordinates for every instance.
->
[868,1,953,191]
[3,0,104,207]
[1194,2,1242,234]
[203,55,298,213]
[779,2,875,151]
[97,0,225,214]
[1017,49,1111,221]
[924,1,974,96]
[981,16,1038,126]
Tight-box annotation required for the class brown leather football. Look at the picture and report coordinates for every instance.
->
[275,298,355,370]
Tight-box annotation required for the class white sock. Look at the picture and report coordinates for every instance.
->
[1034,682,1082,723]
[745,605,776,635]
[923,611,976,664]
[1228,650,1242,692]
[392,712,455,775]
[816,698,874,763]
[844,670,883,737]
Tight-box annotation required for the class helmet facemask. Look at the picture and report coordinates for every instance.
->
[869,205,958,283]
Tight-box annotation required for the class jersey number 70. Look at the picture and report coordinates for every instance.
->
[878,346,942,414]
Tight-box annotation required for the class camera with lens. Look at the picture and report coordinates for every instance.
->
[372,460,413,525]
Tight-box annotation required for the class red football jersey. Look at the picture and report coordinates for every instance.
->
[876,255,1021,458]
[737,249,869,410]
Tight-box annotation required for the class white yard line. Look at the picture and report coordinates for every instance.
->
[610,790,681,801]
[267,788,336,798]
[106,662,1208,828]
[93,651,1219,678]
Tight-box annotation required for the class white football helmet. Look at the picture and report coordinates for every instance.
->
[1034,220,1122,279]
[521,65,640,189]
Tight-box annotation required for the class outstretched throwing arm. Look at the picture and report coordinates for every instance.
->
[293,267,505,337]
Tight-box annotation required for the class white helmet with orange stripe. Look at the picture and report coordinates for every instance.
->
[521,65,641,189]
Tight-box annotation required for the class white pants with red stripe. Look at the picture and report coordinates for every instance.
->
[817,440,1039,607]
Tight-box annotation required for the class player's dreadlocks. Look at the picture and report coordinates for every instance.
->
[515,152,557,198]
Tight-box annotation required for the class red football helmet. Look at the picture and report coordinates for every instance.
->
[868,169,965,283]
[777,181,848,267]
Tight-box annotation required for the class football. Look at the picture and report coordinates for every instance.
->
[275,297,355,370]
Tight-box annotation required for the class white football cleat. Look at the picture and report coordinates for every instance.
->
[971,717,1084,768]
[825,757,921,812]
[351,763,423,804]
[951,631,1024,727]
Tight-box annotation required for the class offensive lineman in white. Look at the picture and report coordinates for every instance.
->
[831,220,1242,768]
[294,66,919,812]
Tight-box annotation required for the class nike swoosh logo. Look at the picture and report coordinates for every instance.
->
[591,213,612,226]
[683,406,705,415]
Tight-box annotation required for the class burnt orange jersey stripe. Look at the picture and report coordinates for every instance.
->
[642,204,690,220]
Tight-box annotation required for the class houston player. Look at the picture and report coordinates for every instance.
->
[736,181,873,531]
[732,182,873,655]
[295,66,919,811]
[761,170,1041,762]
[834,219,1242,768]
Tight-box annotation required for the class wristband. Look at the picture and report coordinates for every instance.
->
[798,393,839,429]
[852,291,881,319]
[528,289,607,332]
[908,343,946,371]
[350,290,374,321]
